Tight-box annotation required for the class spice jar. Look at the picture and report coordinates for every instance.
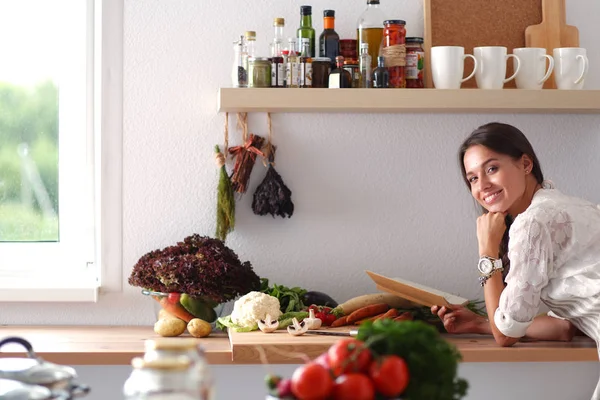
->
[343,60,361,88]
[248,57,272,88]
[406,37,425,88]
[312,57,331,88]
[382,20,406,88]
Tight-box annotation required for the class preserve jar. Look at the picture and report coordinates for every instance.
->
[382,20,406,88]
[406,37,425,88]
[248,57,272,88]
[312,57,331,88]
[343,59,361,88]
[144,338,215,400]
[123,357,196,400]
[339,39,358,61]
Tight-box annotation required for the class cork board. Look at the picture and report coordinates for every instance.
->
[423,0,542,88]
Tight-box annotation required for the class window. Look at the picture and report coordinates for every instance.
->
[0,0,123,302]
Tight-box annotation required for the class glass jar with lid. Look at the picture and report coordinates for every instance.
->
[312,57,331,87]
[248,57,272,88]
[406,37,425,88]
[144,338,215,400]
[382,20,407,88]
[123,356,196,400]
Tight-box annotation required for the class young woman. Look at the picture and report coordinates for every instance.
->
[432,122,600,398]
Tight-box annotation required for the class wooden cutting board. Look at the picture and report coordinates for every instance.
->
[423,0,543,89]
[525,0,580,89]
[228,327,354,364]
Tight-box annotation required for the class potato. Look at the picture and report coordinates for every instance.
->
[154,318,186,337]
[158,309,179,320]
[187,318,211,338]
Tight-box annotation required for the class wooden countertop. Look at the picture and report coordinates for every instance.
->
[0,326,597,365]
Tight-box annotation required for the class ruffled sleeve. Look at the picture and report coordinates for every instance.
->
[494,213,555,338]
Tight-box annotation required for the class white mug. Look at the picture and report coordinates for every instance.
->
[431,46,478,89]
[553,47,589,90]
[473,46,521,89]
[513,47,554,90]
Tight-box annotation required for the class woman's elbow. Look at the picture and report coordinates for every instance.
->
[559,322,578,342]
[494,334,519,347]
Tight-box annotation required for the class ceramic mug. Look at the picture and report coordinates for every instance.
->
[473,46,521,89]
[553,47,589,90]
[513,47,554,89]
[431,46,478,89]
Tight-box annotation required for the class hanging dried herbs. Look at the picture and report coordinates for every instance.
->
[252,113,294,218]
[215,145,235,241]
[228,133,265,194]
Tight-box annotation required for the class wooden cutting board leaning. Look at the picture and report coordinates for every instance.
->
[525,0,580,89]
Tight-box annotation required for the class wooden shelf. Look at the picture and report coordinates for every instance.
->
[217,88,600,114]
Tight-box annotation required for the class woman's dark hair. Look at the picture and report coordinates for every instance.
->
[458,122,544,279]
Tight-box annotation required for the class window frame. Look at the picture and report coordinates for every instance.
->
[0,0,123,303]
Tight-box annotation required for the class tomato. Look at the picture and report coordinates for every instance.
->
[324,313,337,326]
[167,292,181,304]
[368,355,409,397]
[291,362,333,400]
[313,352,331,370]
[327,339,372,376]
[332,374,375,400]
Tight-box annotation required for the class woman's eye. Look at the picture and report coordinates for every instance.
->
[468,176,477,183]
[487,166,497,174]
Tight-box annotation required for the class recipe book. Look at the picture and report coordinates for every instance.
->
[365,270,469,307]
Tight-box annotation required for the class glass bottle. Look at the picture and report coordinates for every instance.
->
[297,5,315,57]
[244,31,256,73]
[144,338,215,400]
[231,35,247,88]
[286,38,300,88]
[357,0,385,70]
[359,43,372,88]
[123,356,196,400]
[319,10,339,69]
[382,20,406,88]
[299,38,312,88]
[373,56,389,88]
[406,37,425,88]
[271,18,285,88]
[328,56,352,89]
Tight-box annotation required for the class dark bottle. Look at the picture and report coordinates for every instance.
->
[319,10,340,68]
[373,56,389,88]
[297,5,316,57]
[328,56,352,88]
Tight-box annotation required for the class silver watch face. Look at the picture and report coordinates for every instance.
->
[478,258,493,275]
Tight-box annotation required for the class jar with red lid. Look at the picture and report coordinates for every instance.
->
[406,37,425,88]
[382,20,406,88]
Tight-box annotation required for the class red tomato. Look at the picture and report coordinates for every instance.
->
[332,374,375,400]
[327,339,372,376]
[368,355,410,397]
[324,313,337,326]
[313,352,331,370]
[291,362,333,400]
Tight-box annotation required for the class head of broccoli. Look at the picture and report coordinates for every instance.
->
[128,234,261,304]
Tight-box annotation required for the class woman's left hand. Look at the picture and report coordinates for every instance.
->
[477,212,507,257]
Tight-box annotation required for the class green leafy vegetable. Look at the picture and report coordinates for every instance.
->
[260,278,307,313]
[215,315,257,332]
[357,319,468,400]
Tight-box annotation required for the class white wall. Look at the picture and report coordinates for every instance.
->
[2,0,600,398]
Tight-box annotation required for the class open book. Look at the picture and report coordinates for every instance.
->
[366,270,469,307]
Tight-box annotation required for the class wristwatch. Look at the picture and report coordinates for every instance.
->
[478,256,503,286]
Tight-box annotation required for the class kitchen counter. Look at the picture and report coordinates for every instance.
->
[0,326,597,365]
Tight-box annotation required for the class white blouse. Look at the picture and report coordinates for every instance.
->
[494,184,600,338]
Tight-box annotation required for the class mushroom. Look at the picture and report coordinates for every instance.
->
[287,318,309,336]
[257,314,279,333]
[304,309,322,330]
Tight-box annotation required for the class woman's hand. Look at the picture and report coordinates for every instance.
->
[430,305,490,335]
[477,212,507,257]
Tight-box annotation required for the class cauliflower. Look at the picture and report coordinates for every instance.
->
[230,291,282,329]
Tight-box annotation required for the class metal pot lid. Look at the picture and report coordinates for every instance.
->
[0,337,77,386]
[0,379,53,400]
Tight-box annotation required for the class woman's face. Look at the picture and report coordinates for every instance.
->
[463,145,530,214]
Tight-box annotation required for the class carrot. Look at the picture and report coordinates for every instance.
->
[393,311,414,322]
[375,308,399,321]
[331,316,349,327]
[155,296,195,323]
[346,303,390,324]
